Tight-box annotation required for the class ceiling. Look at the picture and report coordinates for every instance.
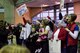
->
[12,0,80,7]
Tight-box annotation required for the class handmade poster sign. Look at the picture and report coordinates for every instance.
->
[49,28,61,53]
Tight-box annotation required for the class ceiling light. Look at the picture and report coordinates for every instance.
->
[55,2,60,4]
[70,0,72,2]
[41,4,49,7]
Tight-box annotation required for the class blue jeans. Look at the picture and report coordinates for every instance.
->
[66,45,77,53]
[61,47,66,53]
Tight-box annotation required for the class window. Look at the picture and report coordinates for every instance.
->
[68,7,74,14]
[56,7,74,20]
[32,7,74,21]
[32,9,54,21]
[42,13,48,17]
[48,10,54,12]
[49,13,54,17]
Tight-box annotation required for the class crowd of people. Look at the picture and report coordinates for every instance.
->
[0,13,79,53]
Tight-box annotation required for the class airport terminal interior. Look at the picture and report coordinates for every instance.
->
[0,0,80,53]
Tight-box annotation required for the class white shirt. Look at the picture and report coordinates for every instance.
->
[25,23,32,39]
[20,27,27,39]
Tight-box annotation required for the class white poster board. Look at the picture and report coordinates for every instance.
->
[16,4,28,16]
[49,28,61,53]
[60,0,64,9]
[49,39,61,53]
